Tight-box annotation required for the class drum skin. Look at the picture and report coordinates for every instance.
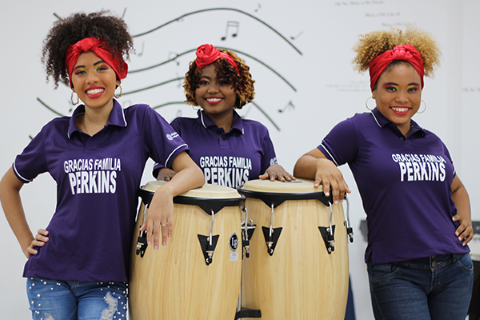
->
[240,179,349,320]
[129,181,243,320]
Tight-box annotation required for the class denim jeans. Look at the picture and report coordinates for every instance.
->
[367,253,473,320]
[26,278,128,320]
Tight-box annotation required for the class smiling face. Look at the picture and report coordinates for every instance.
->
[194,64,237,119]
[71,51,118,111]
[372,62,422,136]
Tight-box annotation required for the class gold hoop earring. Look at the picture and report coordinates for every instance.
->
[114,85,122,99]
[365,97,376,111]
[417,100,426,114]
[71,92,79,105]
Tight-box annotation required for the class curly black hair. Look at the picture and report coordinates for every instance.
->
[41,11,134,88]
[184,48,255,109]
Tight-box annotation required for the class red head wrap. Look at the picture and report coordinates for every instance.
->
[195,44,240,73]
[368,43,424,91]
[65,37,128,88]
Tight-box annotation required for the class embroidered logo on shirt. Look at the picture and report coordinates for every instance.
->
[166,132,179,140]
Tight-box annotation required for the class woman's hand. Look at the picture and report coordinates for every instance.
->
[140,185,174,250]
[313,158,350,203]
[156,168,177,182]
[452,214,473,246]
[293,148,351,204]
[141,152,204,249]
[24,229,49,258]
[451,175,472,246]
[259,164,296,182]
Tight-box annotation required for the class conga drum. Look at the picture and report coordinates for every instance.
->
[238,179,349,320]
[129,181,243,320]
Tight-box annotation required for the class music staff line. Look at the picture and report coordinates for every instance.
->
[131,7,303,56]
[129,47,297,92]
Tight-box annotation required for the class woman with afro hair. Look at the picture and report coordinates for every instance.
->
[294,26,473,319]
[0,11,203,319]
[153,44,294,186]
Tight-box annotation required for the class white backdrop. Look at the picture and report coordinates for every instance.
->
[1,1,478,319]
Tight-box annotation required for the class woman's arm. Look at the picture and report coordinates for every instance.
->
[451,175,473,246]
[294,148,351,203]
[0,167,36,258]
[141,152,204,249]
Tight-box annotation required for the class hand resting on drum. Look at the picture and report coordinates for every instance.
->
[293,148,351,204]
[157,168,177,182]
[141,152,204,249]
[259,164,296,182]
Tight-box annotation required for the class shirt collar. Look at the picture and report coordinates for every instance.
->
[370,108,425,137]
[67,100,127,139]
[197,109,245,134]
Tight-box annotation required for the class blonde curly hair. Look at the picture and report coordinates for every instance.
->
[352,26,441,88]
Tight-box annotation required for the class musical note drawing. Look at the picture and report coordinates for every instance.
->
[137,41,145,57]
[255,4,262,12]
[291,31,303,40]
[169,52,180,66]
[278,100,294,113]
[221,21,239,41]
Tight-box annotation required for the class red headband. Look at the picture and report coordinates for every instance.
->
[369,43,424,91]
[195,44,240,73]
[65,37,128,88]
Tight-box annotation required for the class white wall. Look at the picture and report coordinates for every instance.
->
[0,1,478,319]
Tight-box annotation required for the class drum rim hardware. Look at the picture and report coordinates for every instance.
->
[241,207,257,259]
[135,187,244,261]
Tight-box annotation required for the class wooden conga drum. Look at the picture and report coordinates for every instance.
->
[238,179,349,320]
[129,181,243,320]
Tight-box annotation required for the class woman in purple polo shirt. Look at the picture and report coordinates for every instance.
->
[0,11,203,319]
[154,44,294,186]
[294,27,474,319]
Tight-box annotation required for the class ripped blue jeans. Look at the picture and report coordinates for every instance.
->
[26,278,128,320]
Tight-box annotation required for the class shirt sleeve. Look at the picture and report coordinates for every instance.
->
[260,127,278,173]
[151,118,183,178]
[13,126,49,183]
[318,118,358,167]
[141,106,188,170]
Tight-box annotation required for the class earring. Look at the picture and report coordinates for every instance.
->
[71,92,79,105]
[417,100,426,114]
[114,85,122,99]
[365,97,376,111]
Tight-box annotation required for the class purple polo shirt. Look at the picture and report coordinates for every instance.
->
[153,110,277,188]
[319,108,469,265]
[14,101,188,282]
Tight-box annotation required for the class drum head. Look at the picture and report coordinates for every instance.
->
[141,181,241,199]
[241,178,324,194]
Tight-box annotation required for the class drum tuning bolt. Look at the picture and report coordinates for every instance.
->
[343,195,354,243]
[241,208,257,258]
[319,203,335,254]
[197,210,219,266]
[261,203,282,256]
[135,204,149,257]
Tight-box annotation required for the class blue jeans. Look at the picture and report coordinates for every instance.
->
[367,253,473,320]
[26,278,128,320]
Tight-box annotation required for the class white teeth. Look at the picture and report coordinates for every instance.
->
[392,107,408,112]
[86,89,104,94]
[206,98,222,102]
